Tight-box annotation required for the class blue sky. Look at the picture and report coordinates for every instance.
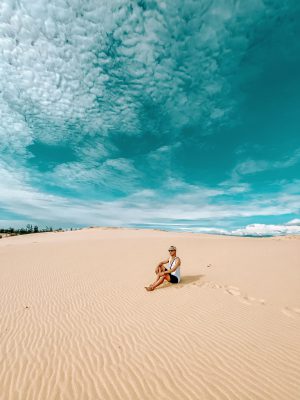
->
[0,0,300,236]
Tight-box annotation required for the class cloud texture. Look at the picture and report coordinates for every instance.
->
[0,0,300,234]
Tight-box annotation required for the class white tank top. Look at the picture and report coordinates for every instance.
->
[167,257,181,282]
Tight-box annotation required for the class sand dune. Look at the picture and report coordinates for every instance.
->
[0,228,299,399]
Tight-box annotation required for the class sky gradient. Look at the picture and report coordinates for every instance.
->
[0,0,300,236]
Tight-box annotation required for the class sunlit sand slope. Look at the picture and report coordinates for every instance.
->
[0,228,299,400]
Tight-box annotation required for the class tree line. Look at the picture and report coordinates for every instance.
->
[0,225,63,236]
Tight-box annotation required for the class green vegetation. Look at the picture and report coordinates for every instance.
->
[0,225,61,236]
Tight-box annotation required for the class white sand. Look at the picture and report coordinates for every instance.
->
[0,228,299,400]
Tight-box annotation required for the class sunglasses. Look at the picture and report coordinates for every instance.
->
[168,249,175,252]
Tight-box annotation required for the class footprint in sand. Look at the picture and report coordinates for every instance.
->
[191,282,203,288]
[224,286,241,296]
[202,281,220,289]
[189,280,266,307]
[174,284,184,289]
[224,286,262,306]
[238,296,252,306]
[281,306,300,318]
[213,282,222,289]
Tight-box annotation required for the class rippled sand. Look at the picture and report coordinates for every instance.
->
[0,228,299,400]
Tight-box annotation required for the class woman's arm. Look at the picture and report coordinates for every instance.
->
[155,259,169,273]
[163,258,181,274]
[160,259,169,265]
[157,259,169,268]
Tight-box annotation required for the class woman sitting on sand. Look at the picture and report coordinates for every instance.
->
[145,246,181,291]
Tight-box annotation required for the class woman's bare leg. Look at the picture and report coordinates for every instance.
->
[147,266,164,287]
[145,274,170,291]
[150,267,166,285]
[145,274,161,290]
[155,265,165,274]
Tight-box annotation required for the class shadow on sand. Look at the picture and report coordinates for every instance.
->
[180,275,205,285]
[155,274,205,290]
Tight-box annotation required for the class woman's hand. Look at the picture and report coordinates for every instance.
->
[155,263,164,274]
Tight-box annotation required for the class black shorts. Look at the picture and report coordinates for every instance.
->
[165,269,178,284]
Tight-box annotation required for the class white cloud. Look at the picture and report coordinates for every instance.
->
[147,142,181,162]
[0,0,280,161]
[1,159,299,231]
[74,141,111,161]
[231,223,300,237]
[281,179,300,195]
[1,0,272,194]
[233,159,269,176]
[175,226,229,235]
[231,148,300,180]
[164,178,224,199]
[219,182,251,194]
[286,219,300,226]
[48,157,140,192]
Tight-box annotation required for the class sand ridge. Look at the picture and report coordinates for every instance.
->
[0,228,299,399]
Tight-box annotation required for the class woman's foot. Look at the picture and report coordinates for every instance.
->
[145,285,154,291]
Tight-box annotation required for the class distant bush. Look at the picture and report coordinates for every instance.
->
[0,225,74,236]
